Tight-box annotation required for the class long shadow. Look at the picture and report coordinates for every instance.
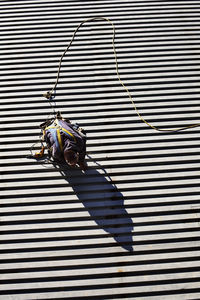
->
[52,160,134,252]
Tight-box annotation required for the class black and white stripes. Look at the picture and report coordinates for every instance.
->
[0,1,200,299]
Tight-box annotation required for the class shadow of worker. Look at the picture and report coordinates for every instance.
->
[54,162,134,252]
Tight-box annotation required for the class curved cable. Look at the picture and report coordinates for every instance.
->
[44,17,200,133]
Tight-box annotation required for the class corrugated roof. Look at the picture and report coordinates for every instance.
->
[0,0,200,299]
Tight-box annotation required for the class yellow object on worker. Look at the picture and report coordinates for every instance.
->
[34,146,45,158]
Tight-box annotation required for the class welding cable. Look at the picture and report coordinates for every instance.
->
[43,17,200,133]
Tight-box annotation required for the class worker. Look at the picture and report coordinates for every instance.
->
[40,112,87,170]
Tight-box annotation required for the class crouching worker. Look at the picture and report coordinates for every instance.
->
[40,113,87,170]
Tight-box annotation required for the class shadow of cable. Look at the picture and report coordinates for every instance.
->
[53,161,134,252]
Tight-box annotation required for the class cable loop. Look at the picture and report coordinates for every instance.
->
[44,17,200,133]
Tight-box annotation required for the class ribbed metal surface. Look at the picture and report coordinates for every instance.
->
[1,0,200,299]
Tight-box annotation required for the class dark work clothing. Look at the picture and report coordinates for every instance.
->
[44,119,86,163]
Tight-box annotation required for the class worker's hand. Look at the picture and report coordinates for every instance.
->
[79,161,88,171]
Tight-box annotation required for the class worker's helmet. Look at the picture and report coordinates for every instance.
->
[64,150,78,167]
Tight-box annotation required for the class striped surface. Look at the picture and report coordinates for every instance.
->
[1,0,200,299]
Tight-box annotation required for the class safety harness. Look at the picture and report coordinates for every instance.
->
[44,118,76,153]
[31,113,85,159]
